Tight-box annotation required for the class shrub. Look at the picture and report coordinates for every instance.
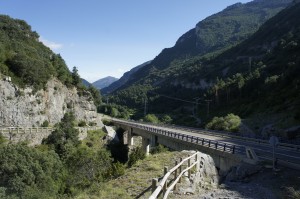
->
[128,147,145,167]
[206,113,241,132]
[102,119,113,126]
[89,121,97,126]
[110,161,126,178]
[41,120,49,127]
[150,144,168,154]
[144,114,160,124]
[0,144,66,198]
[161,115,172,124]
[78,120,87,127]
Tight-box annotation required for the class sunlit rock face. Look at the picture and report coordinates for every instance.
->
[0,76,99,127]
[176,151,219,195]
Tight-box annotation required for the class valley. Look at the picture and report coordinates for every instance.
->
[0,0,300,198]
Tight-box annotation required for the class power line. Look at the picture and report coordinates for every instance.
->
[148,91,206,105]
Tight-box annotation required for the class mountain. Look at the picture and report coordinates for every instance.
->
[111,0,292,92]
[0,15,74,91]
[0,15,100,127]
[102,61,151,94]
[92,76,118,90]
[81,78,91,87]
[110,0,292,104]
[109,0,300,129]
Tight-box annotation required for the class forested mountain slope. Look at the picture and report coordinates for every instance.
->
[110,0,300,129]
[0,15,73,91]
[0,15,101,127]
[112,0,292,94]
[102,60,151,94]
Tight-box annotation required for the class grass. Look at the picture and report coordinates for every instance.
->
[106,151,191,198]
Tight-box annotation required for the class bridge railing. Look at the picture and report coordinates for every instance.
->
[114,118,300,151]
[0,126,102,135]
[113,119,242,155]
[149,152,199,199]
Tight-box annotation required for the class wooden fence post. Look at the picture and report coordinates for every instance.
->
[174,160,178,190]
[163,166,168,195]
[179,157,183,183]
[152,178,158,193]
[188,158,191,179]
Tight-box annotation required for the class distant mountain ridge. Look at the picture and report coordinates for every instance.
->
[111,0,292,92]
[81,78,91,87]
[92,76,118,90]
[102,61,151,94]
[108,0,299,128]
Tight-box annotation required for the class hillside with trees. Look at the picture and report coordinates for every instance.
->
[106,1,300,135]
[0,15,86,91]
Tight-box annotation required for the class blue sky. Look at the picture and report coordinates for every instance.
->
[0,0,251,82]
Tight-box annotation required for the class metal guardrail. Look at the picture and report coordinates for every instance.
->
[0,126,102,135]
[113,119,242,155]
[124,120,300,151]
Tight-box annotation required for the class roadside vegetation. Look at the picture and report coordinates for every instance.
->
[0,112,120,198]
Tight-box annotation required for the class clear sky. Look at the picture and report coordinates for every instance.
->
[0,0,251,82]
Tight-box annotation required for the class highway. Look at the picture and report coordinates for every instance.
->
[113,119,300,168]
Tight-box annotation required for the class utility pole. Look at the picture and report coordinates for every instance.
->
[205,100,212,117]
[193,97,201,116]
[144,98,147,116]
[249,57,252,73]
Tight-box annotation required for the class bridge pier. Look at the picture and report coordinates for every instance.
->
[142,137,150,155]
[127,128,134,146]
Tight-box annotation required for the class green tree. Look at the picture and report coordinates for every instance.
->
[72,66,81,86]
[206,113,241,132]
[143,114,160,124]
[42,112,80,157]
[65,146,112,191]
[128,147,145,167]
[0,144,66,198]
[161,114,172,124]
[88,86,102,107]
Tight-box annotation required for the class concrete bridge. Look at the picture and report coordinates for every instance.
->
[112,118,300,172]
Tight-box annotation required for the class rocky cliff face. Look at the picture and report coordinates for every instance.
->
[0,75,99,127]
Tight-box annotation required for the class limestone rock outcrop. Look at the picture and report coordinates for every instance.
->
[0,76,99,127]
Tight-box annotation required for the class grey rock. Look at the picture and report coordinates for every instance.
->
[0,77,99,127]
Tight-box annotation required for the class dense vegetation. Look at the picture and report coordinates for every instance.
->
[0,112,126,198]
[0,15,73,90]
[0,14,103,111]
[108,1,300,135]
[108,0,292,97]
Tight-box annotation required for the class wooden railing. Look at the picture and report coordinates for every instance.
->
[149,152,199,199]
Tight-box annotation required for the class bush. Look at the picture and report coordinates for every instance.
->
[109,161,126,178]
[128,147,145,167]
[41,120,49,127]
[102,119,113,126]
[161,115,172,124]
[206,113,241,132]
[150,144,168,154]
[42,112,80,157]
[0,144,66,198]
[0,134,6,145]
[143,114,160,124]
[89,121,97,126]
[65,146,112,191]
[78,120,87,127]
